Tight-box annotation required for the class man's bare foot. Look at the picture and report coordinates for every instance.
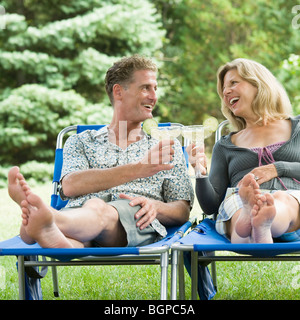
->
[235,174,262,238]
[8,166,30,206]
[8,167,36,243]
[21,192,74,248]
[251,193,275,243]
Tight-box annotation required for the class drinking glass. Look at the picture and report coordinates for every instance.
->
[182,125,206,178]
[150,124,182,178]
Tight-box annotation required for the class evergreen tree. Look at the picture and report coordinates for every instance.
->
[0,0,165,165]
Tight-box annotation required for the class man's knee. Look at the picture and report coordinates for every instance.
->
[83,198,105,211]
[83,198,119,221]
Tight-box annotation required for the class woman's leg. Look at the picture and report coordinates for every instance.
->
[269,191,300,237]
[227,185,300,244]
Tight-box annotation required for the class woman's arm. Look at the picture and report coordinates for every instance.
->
[187,142,230,215]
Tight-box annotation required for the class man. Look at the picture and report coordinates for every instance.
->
[8,55,194,248]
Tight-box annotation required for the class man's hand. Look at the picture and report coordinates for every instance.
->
[137,139,175,177]
[119,193,158,230]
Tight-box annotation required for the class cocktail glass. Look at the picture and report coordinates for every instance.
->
[182,125,206,178]
[150,124,182,178]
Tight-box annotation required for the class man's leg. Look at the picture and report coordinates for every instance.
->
[9,167,127,248]
[21,193,128,248]
[54,198,128,247]
[21,193,77,248]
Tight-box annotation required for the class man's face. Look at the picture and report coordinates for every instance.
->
[119,69,158,123]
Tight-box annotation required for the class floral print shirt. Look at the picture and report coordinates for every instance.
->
[60,126,194,236]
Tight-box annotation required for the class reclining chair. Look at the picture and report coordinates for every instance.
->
[170,120,300,300]
[0,123,196,300]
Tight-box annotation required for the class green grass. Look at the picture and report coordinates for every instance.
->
[1,183,300,300]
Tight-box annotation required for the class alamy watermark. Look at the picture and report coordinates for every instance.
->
[0,5,5,30]
[0,266,5,290]
[291,265,300,290]
[292,5,300,29]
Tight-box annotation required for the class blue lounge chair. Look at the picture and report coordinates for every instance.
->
[170,120,300,300]
[171,218,300,299]
[0,123,195,300]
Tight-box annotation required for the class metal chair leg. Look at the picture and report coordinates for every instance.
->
[178,251,186,300]
[18,255,26,300]
[160,251,169,300]
[51,261,60,297]
[191,251,198,300]
[170,249,178,300]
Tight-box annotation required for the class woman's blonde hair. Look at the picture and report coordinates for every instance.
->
[217,58,293,131]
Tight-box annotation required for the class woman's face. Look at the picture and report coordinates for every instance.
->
[222,69,258,120]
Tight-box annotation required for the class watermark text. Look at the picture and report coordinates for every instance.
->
[0,266,5,290]
[292,5,300,29]
[0,5,5,30]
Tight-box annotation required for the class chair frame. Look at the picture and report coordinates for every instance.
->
[171,223,300,300]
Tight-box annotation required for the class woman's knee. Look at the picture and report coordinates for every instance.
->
[273,191,286,199]
[273,191,296,206]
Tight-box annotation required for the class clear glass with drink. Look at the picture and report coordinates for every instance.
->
[151,124,182,177]
[182,125,206,178]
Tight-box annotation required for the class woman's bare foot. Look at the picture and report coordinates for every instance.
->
[235,174,262,238]
[21,192,74,248]
[251,193,276,243]
[8,166,30,206]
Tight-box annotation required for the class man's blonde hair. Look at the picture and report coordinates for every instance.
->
[217,58,293,131]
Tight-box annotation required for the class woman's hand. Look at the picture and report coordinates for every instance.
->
[249,164,278,185]
[186,143,207,176]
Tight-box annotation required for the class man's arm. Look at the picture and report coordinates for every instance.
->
[151,199,190,225]
[61,139,175,198]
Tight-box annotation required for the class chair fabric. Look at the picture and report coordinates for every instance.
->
[178,218,300,257]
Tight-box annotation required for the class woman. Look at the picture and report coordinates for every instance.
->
[188,58,300,243]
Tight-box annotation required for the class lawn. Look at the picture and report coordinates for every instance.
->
[0,182,300,300]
